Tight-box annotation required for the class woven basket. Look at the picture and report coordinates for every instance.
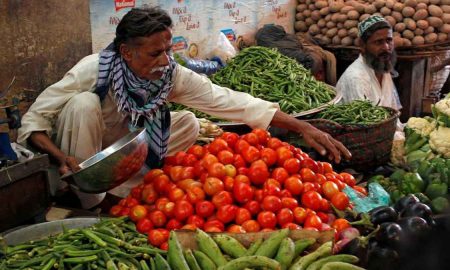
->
[305,107,400,171]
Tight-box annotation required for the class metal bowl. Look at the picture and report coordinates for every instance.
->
[61,129,148,193]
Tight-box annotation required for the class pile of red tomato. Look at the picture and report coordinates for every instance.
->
[109,129,366,249]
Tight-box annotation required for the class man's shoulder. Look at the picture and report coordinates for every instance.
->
[339,58,371,80]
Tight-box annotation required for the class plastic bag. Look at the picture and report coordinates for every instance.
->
[255,24,314,70]
[198,32,237,63]
[174,54,224,75]
[343,182,390,213]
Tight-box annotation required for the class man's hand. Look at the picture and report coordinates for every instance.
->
[58,156,81,175]
[270,110,352,163]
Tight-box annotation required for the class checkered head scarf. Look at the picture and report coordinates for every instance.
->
[358,15,390,38]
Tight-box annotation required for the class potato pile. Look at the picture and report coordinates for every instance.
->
[295,0,450,47]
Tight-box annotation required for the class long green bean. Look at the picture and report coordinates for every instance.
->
[316,100,390,125]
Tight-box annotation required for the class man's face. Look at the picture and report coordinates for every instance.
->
[361,28,395,73]
[120,29,173,80]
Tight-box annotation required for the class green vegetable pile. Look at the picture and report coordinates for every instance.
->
[210,46,335,114]
[316,100,391,125]
[0,217,166,270]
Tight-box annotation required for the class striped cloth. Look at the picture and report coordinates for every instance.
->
[95,43,176,164]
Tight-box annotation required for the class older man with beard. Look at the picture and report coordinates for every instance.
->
[336,15,402,111]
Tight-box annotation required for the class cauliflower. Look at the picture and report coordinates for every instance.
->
[429,126,450,158]
[432,98,450,127]
[406,117,436,137]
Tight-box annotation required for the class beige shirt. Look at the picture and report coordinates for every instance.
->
[18,54,279,144]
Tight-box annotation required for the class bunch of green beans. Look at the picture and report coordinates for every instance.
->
[210,46,335,114]
[0,217,166,270]
[316,100,391,125]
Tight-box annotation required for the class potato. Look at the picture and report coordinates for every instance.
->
[443,14,450,24]
[331,13,340,22]
[332,35,342,45]
[392,11,403,22]
[402,29,415,39]
[305,17,315,26]
[344,19,359,29]
[320,7,330,16]
[318,19,327,28]
[381,7,392,16]
[424,26,435,34]
[429,0,441,4]
[337,14,348,22]
[405,0,418,8]
[415,28,424,35]
[311,10,322,21]
[296,4,307,12]
[349,27,359,38]
[315,1,328,9]
[351,2,366,13]
[360,13,371,22]
[303,9,312,18]
[416,3,428,10]
[428,16,444,27]
[326,21,337,28]
[412,36,425,45]
[395,22,407,32]
[441,5,450,13]
[348,10,360,20]
[309,24,321,35]
[296,12,305,21]
[429,5,444,17]
[295,21,308,32]
[402,7,416,17]
[322,36,332,45]
[442,0,450,4]
[337,22,344,28]
[393,2,405,12]
[321,27,328,34]
[325,14,332,22]
[385,16,396,27]
[386,0,395,9]
[373,12,383,17]
[417,19,430,29]
[364,4,377,14]
[416,0,430,4]
[330,2,345,13]
[438,32,449,42]
[308,4,316,11]
[404,18,417,30]
[374,0,386,9]
[425,32,438,43]
[403,38,412,46]
[413,9,429,20]
[337,28,347,38]
[393,36,404,47]
[340,5,355,14]
[326,28,339,38]
[341,36,353,46]
[441,23,450,33]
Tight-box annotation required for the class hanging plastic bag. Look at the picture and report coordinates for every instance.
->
[343,182,391,213]
[198,32,237,63]
[174,53,224,75]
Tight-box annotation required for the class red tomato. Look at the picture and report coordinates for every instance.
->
[203,177,224,196]
[280,189,292,198]
[168,188,185,202]
[254,189,264,202]
[283,158,301,174]
[322,181,340,200]
[209,138,228,155]
[233,181,254,204]
[144,169,164,183]
[174,151,187,165]
[281,197,299,210]
[331,192,350,210]
[267,138,283,150]
[234,139,250,154]
[320,199,331,212]
[130,185,143,200]
[284,176,304,195]
[174,200,194,221]
[248,163,269,186]
[220,132,239,148]
[304,214,323,230]
[293,207,308,224]
[187,215,205,229]
[353,186,368,196]
[204,220,225,232]
[155,197,169,212]
[227,224,246,233]
[160,242,169,251]
[252,128,270,145]
[283,223,302,230]
[262,195,282,212]
[187,144,206,159]
[233,154,247,168]
[300,168,316,183]
[129,205,148,222]
[181,224,197,231]
[169,166,184,182]
[153,174,171,194]
[237,167,249,176]
[302,182,316,193]
[316,212,329,224]
[180,167,195,181]
[166,219,182,230]
[243,133,259,146]
[301,191,323,211]
[212,191,233,208]
[109,205,123,217]
[136,218,153,233]
[235,208,252,225]
[186,187,205,204]
[277,208,294,226]
[223,176,235,191]
[300,158,319,173]
[263,183,282,197]
[148,229,166,247]
[276,146,294,166]
[195,201,215,218]
[244,200,261,216]
[321,162,333,173]
[242,146,261,163]
[149,210,166,228]
[332,218,351,232]
[141,184,157,204]
[257,211,277,229]
[241,220,261,232]
[182,154,197,167]
[201,154,219,169]
[207,162,226,179]
[224,164,237,177]
[216,204,238,224]
[271,167,289,184]
[340,172,356,187]
[260,148,277,167]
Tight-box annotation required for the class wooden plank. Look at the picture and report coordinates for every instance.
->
[0,154,49,187]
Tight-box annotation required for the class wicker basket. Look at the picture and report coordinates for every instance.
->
[305,107,400,171]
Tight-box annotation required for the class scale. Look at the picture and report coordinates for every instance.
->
[0,77,22,168]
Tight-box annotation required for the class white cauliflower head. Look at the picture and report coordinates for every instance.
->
[435,99,450,116]
[406,117,436,137]
[429,126,450,158]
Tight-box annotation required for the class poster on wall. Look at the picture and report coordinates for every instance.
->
[90,0,297,56]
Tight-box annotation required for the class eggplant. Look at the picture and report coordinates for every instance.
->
[369,206,398,225]
[394,194,420,212]
[397,216,430,237]
[367,240,399,270]
[400,202,434,225]
[336,236,369,267]
[374,222,403,249]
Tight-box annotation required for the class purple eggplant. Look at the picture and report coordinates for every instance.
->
[374,222,403,249]
[369,206,398,225]
[394,194,420,212]
[400,202,434,225]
